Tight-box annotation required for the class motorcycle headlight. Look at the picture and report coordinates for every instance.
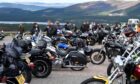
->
[114,55,124,67]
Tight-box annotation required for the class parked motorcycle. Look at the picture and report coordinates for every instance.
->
[17,32,53,78]
[81,41,140,84]
[90,33,125,65]
[46,38,93,71]
[0,38,32,83]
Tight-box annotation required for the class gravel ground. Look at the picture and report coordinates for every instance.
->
[0,36,109,84]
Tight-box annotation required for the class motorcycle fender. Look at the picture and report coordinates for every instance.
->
[85,48,93,56]
[93,49,106,55]
[93,75,109,84]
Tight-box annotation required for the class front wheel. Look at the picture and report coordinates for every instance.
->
[107,63,114,76]
[107,63,121,78]
[90,49,106,65]
[81,78,106,84]
[32,59,52,78]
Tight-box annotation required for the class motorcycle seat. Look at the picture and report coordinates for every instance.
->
[66,47,77,52]
[56,47,77,57]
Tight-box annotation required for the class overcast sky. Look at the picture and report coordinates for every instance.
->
[0,0,138,3]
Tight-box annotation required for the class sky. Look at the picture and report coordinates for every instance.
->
[0,0,138,3]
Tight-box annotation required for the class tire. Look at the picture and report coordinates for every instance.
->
[107,63,114,76]
[90,49,106,65]
[22,63,32,83]
[71,67,85,71]
[81,78,106,84]
[32,59,52,78]
[107,63,121,78]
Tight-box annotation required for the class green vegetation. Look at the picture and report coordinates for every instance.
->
[0,24,46,31]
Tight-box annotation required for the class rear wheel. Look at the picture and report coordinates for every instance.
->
[32,59,52,78]
[81,78,106,84]
[90,49,106,65]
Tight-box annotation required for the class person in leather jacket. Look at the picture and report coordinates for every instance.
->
[30,23,40,35]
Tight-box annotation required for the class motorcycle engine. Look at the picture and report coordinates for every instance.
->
[108,48,121,57]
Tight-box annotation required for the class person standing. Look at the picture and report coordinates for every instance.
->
[18,24,25,34]
[30,23,40,35]
[136,23,140,33]
[44,21,57,37]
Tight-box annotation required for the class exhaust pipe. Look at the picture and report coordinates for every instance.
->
[64,65,86,68]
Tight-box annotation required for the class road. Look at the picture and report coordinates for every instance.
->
[0,36,109,84]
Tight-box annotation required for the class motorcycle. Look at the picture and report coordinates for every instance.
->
[18,32,52,78]
[0,38,32,83]
[46,38,93,71]
[81,41,140,84]
[90,33,125,65]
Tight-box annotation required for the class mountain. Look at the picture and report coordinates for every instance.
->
[112,3,140,16]
[63,0,140,15]
[38,0,140,16]
[0,3,73,11]
[0,1,140,23]
[23,2,74,8]
[0,3,47,11]
[37,1,115,17]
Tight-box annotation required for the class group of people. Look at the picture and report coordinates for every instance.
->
[21,21,78,37]
[17,20,140,38]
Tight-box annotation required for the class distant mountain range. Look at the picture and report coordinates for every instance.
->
[0,1,140,23]
[0,3,73,11]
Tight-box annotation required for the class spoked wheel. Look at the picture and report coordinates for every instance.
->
[32,59,52,78]
[81,78,106,84]
[90,49,106,65]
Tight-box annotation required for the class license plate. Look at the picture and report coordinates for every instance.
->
[16,74,25,84]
